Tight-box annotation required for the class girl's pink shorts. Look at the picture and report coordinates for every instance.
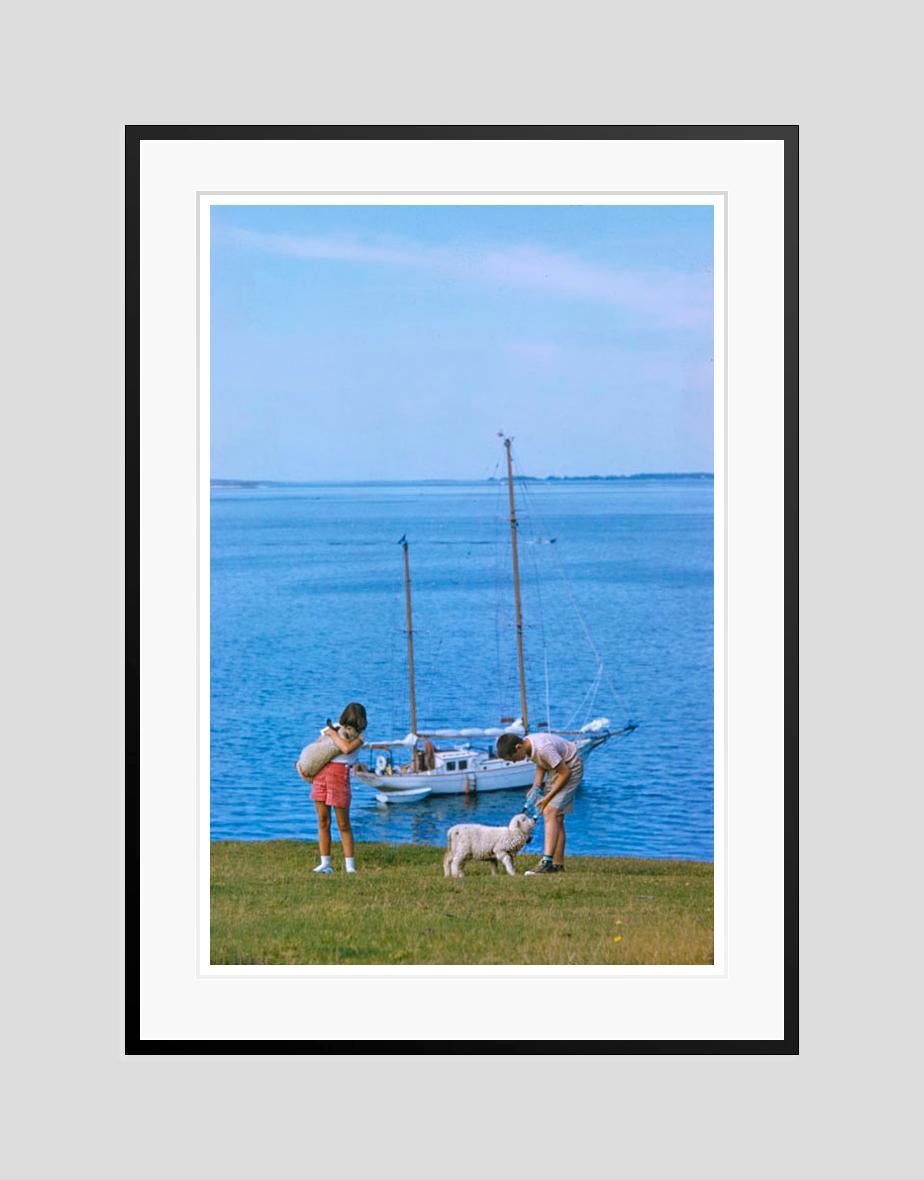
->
[310,762,351,809]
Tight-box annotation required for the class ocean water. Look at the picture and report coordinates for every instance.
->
[210,478,714,861]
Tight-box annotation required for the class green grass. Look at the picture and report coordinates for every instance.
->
[210,841,713,966]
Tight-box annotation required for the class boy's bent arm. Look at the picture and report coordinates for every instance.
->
[540,763,571,804]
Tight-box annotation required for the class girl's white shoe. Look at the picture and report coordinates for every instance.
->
[313,864,333,874]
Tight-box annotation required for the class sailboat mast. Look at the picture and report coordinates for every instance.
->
[504,437,529,733]
[402,539,418,734]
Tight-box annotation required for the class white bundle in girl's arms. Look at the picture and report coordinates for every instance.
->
[295,722,360,783]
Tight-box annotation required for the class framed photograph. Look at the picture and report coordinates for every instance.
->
[128,126,797,1052]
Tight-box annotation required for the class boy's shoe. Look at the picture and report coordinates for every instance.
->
[552,864,565,872]
[524,859,557,875]
[313,864,333,874]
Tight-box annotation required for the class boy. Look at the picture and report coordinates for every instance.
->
[495,731,584,874]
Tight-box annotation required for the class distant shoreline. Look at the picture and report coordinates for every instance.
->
[211,473,714,489]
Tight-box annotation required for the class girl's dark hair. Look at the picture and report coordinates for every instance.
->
[496,733,523,760]
[339,702,368,732]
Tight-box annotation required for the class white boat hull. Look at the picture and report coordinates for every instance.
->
[374,786,432,804]
[356,759,534,795]
[354,736,609,797]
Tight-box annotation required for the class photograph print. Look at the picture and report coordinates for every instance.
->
[208,199,716,967]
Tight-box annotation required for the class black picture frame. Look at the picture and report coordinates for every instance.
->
[125,124,798,1055]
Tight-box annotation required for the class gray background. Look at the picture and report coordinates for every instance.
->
[5,1,918,1176]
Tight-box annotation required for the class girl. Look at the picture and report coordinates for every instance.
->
[304,702,367,874]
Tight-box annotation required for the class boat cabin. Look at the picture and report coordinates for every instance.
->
[432,747,488,774]
[368,743,493,778]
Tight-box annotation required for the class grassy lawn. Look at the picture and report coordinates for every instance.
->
[211,841,713,966]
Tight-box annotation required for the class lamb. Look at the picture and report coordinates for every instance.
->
[295,720,360,783]
[442,813,536,878]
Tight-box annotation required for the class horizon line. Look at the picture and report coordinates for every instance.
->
[211,472,715,486]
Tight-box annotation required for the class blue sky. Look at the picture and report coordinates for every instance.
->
[211,204,713,480]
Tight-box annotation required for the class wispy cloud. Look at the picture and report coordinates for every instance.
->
[507,338,713,391]
[220,226,712,330]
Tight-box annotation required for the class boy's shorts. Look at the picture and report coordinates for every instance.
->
[543,753,584,815]
[310,762,352,808]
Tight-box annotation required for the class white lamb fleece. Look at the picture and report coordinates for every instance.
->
[442,813,536,878]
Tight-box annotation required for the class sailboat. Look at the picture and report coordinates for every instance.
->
[353,436,636,802]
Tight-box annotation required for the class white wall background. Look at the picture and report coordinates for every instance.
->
[4,2,919,1177]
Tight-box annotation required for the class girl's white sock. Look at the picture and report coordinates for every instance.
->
[314,855,332,873]
[344,857,356,873]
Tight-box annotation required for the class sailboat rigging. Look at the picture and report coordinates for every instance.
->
[505,436,529,734]
[353,437,636,802]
